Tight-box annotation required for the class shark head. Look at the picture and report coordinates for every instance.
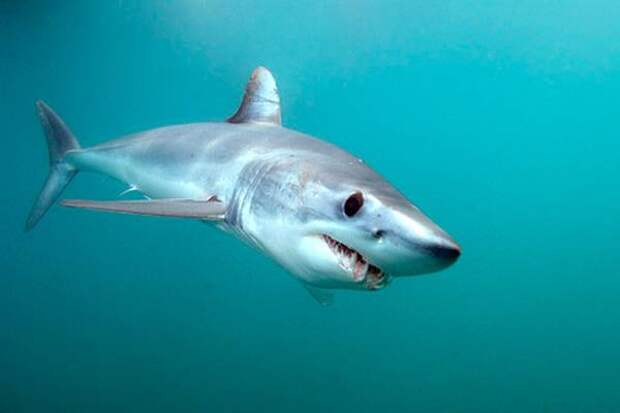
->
[246,151,461,291]
[220,67,461,293]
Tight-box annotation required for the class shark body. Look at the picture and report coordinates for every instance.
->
[27,67,460,304]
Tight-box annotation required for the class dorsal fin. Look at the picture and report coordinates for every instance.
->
[228,66,281,125]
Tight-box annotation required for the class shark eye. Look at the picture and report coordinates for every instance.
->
[343,192,364,217]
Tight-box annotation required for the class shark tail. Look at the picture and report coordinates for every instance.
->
[25,101,81,231]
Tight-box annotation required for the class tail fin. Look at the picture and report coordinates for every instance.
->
[25,101,80,231]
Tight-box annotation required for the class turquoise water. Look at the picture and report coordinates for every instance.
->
[2,1,620,411]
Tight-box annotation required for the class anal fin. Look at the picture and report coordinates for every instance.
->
[119,185,139,197]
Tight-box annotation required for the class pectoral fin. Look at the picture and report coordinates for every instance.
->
[303,284,334,306]
[61,198,226,220]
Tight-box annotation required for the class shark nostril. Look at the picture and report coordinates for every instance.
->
[372,229,385,240]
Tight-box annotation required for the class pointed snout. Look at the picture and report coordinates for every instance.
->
[374,204,461,276]
[390,231,461,275]
[422,236,461,268]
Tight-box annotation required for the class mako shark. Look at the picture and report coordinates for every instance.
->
[26,67,460,304]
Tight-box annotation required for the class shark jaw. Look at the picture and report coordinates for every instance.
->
[321,234,388,290]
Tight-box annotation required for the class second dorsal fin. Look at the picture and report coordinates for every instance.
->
[228,66,281,125]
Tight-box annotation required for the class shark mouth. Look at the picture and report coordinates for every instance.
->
[321,234,387,290]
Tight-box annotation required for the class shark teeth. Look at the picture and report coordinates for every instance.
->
[321,234,387,289]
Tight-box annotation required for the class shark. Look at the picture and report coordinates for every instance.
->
[26,67,461,304]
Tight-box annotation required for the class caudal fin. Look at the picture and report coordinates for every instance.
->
[25,101,81,231]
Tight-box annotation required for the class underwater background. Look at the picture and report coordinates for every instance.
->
[1,1,620,411]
